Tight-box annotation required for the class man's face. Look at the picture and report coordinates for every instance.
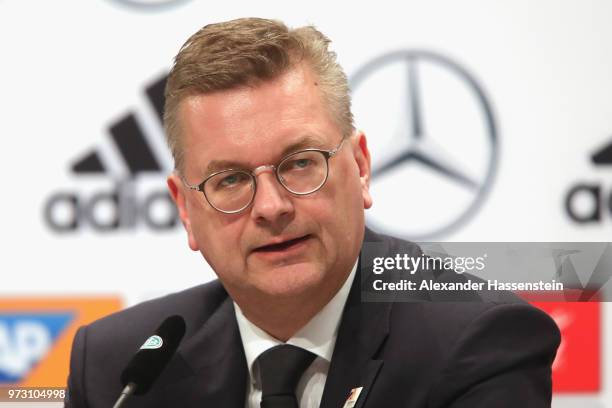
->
[168,63,372,306]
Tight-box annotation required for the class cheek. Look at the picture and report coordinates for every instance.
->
[315,166,364,239]
[334,160,366,213]
[333,162,366,238]
[187,199,247,263]
[196,224,247,280]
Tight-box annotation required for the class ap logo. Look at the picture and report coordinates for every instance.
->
[0,314,74,383]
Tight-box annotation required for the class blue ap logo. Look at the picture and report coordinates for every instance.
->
[0,314,74,383]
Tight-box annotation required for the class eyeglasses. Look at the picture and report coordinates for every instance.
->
[182,138,346,214]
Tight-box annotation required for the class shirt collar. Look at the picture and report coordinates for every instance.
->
[234,259,357,381]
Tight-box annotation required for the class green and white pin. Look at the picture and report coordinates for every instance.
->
[140,335,163,349]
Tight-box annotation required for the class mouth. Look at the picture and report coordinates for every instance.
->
[253,235,312,253]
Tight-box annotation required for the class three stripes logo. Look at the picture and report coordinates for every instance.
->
[565,137,612,224]
[43,75,179,232]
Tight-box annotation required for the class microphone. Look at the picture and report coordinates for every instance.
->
[112,315,186,408]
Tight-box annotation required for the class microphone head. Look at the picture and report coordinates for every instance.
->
[120,315,186,395]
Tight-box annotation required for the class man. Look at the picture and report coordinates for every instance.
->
[65,18,560,408]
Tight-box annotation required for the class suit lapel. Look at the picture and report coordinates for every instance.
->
[160,297,247,408]
[155,228,397,408]
[320,229,392,408]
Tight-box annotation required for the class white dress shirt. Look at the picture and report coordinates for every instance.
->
[234,260,357,408]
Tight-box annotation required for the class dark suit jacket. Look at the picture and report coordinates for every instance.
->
[65,228,560,408]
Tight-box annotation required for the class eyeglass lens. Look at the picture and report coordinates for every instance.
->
[203,150,328,212]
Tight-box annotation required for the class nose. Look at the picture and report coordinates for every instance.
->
[249,169,294,224]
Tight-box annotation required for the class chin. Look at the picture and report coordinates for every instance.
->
[254,263,326,298]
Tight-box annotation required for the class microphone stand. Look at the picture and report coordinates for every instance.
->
[112,383,136,408]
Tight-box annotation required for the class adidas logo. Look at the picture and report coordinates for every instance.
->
[564,136,612,224]
[592,138,612,166]
[43,75,180,232]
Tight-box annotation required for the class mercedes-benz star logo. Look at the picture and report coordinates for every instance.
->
[350,50,498,239]
[108,0,191,10]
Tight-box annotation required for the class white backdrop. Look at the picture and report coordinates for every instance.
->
[1,0,611,406]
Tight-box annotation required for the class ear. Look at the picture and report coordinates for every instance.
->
[351,130,373,209]
[167,173,199,251]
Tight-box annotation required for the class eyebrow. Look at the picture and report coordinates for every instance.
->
[202,134,329,176]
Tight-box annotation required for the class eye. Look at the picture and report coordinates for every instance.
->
[215,172,250,189]
[288,158,312,170]
[220,174,238,186]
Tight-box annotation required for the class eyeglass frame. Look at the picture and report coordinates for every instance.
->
[181,137,347,214]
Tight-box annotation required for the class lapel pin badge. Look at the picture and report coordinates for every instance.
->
[342,386,363,408]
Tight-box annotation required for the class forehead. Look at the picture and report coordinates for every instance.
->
[178,63,340,176]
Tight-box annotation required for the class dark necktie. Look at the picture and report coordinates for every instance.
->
[258,344,316,408]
